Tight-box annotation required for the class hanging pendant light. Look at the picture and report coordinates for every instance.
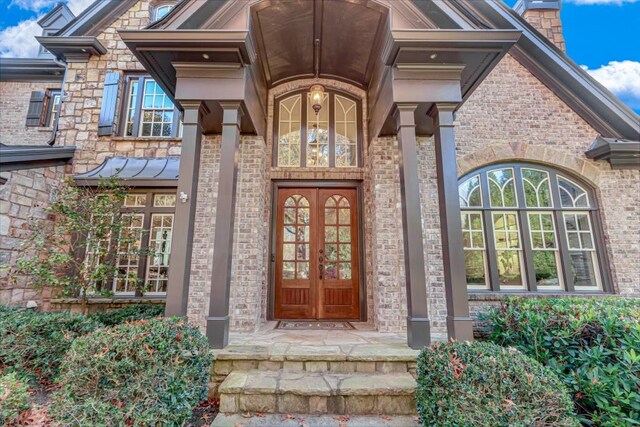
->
[309,84,325,115]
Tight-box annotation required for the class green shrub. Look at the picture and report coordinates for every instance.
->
[0,372,31,425]
[0,307,100,381]
[485,297,640,426]
[416,341,577,427]
[88,303,165,327]
[51,318,212,426]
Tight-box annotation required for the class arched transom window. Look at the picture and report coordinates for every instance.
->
[275,90,361,168]
[458,163,607,292]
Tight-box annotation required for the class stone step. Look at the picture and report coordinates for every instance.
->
[212,344,419,376]
[211,413,419,427]
[218,370,417,416]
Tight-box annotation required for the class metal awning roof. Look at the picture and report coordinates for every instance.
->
[73,157,179,187]
[0,143,76,172]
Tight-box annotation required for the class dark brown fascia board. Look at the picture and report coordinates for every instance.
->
[55,0,138,37]
[119,29,255,102]
[452,0,640,141]
[382,29,522,66]
[118,30,255,64]
[585,136,640,169]
[73,178,178,188]
[0,58,65,82]
[36,36,107,62]
[0,146,75,172]
[38,2,75,28]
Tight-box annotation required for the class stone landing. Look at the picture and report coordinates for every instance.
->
[209,342,421,423]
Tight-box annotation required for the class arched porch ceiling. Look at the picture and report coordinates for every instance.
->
[249,0,388,88]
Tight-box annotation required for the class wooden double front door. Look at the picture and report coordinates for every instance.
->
[274,187,360,320]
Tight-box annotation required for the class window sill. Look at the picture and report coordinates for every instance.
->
[50,296,166,305]
[468,291,612,302]
[111,137,182,143]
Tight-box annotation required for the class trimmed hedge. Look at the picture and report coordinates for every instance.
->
[416,341,578,427]
[88,303,165,327]
[50,318,212,426]
[486,297,640,426]
[0,308,100,381]
[0,373,30,425]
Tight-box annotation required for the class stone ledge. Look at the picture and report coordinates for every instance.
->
[50,297,166,305]
[111,137,182,143]
[468,292,613,302]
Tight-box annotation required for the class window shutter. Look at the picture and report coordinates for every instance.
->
[25,91,46,127]
[98,71,121,136]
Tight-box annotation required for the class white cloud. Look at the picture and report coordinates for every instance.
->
[0,18,43,58]
[583,61,640,109]
[9,0,95,14]
[0,0,96,58]
[566,0,638,4]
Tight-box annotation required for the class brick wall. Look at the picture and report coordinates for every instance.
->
[0,81,58,146]
[454,54,640,297]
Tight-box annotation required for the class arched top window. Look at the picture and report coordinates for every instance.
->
[458,163,608,293]
[275,89,362,168]
[152,3,175,21]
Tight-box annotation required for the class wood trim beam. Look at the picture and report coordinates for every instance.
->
[430,102,474,341]
[207,102,243,348]
[165,100,206,317]
[394,103,431,349]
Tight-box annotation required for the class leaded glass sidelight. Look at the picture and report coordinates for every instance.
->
[282,195,311,280]
[275,89,361,168]
[458,163,607,293]
[324,195,352,280]
[278,94,302,167]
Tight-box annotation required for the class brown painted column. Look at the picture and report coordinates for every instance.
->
[430,103,474,341]
[394,104,431,349]
[207,102,243,348]
[165,101,205,317]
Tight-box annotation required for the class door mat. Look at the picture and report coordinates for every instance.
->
[275,321,355,330]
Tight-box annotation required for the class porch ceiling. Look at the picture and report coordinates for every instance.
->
[250,0,388,87]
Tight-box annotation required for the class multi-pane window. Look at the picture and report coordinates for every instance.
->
[276,90,361,168]
[122,76,182,138]
[85,191,176,296]
[458,164,606,292]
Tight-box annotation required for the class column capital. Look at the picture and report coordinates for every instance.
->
[393,103,418,130]
[220,102,244,128]
[180,101,210,126]
[428,102,458,127]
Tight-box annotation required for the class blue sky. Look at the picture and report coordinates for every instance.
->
[1,0,639,112]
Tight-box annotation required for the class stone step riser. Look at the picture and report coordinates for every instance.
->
[213,359,417,375]
[220,393,416,416]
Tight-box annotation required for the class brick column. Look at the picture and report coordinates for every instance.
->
[165,101,205,317]
[394,104,431,349]
[207,102,243,348]
[430,103,473,341]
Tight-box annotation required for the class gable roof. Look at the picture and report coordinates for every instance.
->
[33,0,639,141]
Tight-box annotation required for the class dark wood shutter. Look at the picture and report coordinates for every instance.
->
[98,71,121,136]
[25,91,46,127]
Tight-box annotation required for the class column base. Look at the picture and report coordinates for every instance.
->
[406,316,431,349]
[206,316,230,349]
[446,316,474,342]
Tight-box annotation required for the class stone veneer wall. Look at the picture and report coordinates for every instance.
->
[0,81,57,146]
[0,165,67,306]
[54,0,182,174]
[454,54,640,298]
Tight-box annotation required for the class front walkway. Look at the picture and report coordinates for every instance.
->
[228,321,447,347]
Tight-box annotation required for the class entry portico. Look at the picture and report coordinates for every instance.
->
[120,0,520,349]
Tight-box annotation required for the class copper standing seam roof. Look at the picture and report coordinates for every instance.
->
[73,157,179,187]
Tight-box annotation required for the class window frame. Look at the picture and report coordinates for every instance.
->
[459,162,612,294]
[81,189,176,297]
[272,89,363,168]
[152,3,175,22]
[120,75,181,138]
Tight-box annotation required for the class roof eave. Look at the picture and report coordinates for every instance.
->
[0,58,65,82]
[0,146,76,172]
[585,136,640,170]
